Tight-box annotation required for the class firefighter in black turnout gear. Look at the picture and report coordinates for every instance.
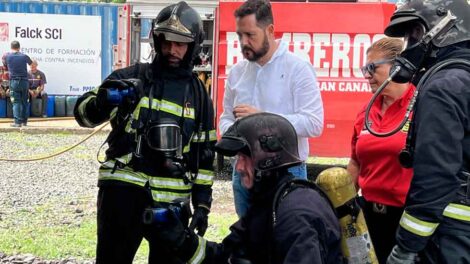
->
[74,2,216,263]
[383,0,470,263]
[148,112,343,264]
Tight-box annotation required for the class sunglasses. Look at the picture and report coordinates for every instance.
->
[360,59,394,76]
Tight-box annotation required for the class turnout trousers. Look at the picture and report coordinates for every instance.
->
[96,184,184,264]
[419,228,470,264]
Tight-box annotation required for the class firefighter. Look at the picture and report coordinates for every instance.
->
[382,0,470,263]
[74,2,216,263]
[149,112,343,264]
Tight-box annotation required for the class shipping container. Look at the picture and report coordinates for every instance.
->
[0,0,129,95]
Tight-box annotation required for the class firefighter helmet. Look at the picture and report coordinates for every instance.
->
[385,0,470,48]
[152,1,204,66]
[384,0,470,83]
[215,112,301,171]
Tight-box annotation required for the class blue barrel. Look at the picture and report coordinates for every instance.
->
[0,98,6,118]
[54,95,66,117]
[6,99,30,118]
[31,97,43,117]
[66,96,78,117]
[47,96,55,117]
[6,98,12,118]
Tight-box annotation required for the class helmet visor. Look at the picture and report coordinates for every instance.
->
[403,22,426,50]
[215,136,250,157]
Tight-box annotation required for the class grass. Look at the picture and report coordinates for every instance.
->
[0,220,96,259]
[0,197,237,262]
[0,131,346,261]
[307,156,349,165]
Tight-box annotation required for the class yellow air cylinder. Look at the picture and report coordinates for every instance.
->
[315,167,378,264]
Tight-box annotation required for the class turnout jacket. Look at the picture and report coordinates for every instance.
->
[177,176,343,264]
[397,49,470,252]
[74,62,216,208]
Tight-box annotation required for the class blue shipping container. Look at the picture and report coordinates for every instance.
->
[0,0,120,85]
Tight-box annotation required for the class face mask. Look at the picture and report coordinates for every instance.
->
[390,10,457,83]
[390,23,428,83]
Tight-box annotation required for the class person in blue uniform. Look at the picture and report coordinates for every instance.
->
[3,40,32,127]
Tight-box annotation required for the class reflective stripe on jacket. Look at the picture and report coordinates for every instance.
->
[98,158,214,203]
[400,203,470,237]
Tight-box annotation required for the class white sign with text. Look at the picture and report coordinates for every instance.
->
[0,12,101,95]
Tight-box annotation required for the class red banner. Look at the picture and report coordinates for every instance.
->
[214,2,395,157]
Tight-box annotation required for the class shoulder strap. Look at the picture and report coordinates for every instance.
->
[192,73,206,136]
[188,75,208,179]
[268,178,335,264]
[272,179,335,227]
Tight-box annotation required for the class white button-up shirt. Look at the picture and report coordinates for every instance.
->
[219,40,324,160]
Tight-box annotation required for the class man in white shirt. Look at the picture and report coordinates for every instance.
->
[219,0,324,217]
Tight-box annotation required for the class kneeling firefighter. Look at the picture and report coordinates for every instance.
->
[149,112,344,264]
[380,0,470,263]
[74,2,216,263]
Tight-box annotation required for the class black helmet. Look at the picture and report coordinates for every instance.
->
[385,0,470,48]
[215,112,301,172]
[152,1,204,66]
[384,0,470,83]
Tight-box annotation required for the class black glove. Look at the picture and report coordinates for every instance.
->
[149,208,202,261]
[189,206,209,236]
[387,245,418,264]
[150,207,188,249]
[95,87,112,109]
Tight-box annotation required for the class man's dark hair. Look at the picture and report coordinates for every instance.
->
[11,40,20,50]
[234,0,274,28]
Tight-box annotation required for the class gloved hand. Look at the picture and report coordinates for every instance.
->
[95,79,142,110]
[387,245,418,264]
[151,207,188,249]
[96,87,112,109]
[189,206,209,236]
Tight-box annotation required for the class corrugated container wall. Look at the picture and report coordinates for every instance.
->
[0,0,119,83]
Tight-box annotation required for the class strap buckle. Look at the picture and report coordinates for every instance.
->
[372,203,387,214]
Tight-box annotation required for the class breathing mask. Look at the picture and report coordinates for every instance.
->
[387,10,457,83]
[145,119,183,158]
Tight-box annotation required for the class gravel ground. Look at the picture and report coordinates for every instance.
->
[0,131,234,264]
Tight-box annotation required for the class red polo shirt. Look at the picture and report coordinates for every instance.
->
[350,84,415,207]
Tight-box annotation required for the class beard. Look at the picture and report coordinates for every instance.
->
[162,55,183,68]
[242,33,270,62]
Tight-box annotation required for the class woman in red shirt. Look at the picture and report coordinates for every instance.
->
[347,38,415,264]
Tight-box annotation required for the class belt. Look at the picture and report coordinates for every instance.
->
[360,197,402,215]
[372,202,388,214]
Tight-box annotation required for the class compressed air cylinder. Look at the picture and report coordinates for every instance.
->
[315,167,378,264]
